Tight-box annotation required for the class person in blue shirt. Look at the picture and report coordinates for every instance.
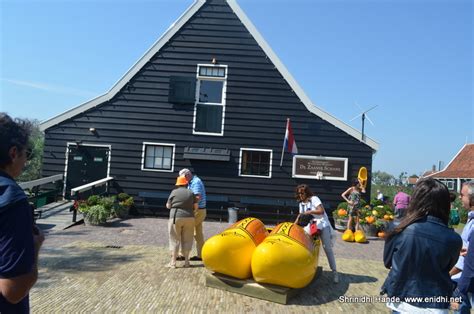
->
[178,168,206,261]
[453,181,474,313]
[381,178,462,312]
[0,113,44,313]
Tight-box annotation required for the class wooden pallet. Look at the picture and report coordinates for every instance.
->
[205,266,322,304]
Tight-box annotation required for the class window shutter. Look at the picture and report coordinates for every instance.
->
[168,76,196,104]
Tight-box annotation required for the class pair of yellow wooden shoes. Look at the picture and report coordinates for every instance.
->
[342,229,367,243]
[201,217,321,289]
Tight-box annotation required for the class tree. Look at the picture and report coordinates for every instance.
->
[372,171,395,185]
[398,172,408,186]
[17,119,44,183]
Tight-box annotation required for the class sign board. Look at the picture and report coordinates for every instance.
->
[292,155,348,181]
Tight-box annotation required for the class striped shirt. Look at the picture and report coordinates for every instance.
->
[189,175,206,209]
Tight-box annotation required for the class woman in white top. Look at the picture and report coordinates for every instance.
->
[294,184,338,284]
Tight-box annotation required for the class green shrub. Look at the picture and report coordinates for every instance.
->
[113,204,129,218]
[337,202,348,210]
[100,196,116,211]
[87,195,100,206]
[84,204,109,225]
[117,193,130,201]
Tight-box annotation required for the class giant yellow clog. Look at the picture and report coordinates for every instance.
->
[251,222,320,288]
[342,229,355,242]
[202,217,268,279]
[358,166,368,192]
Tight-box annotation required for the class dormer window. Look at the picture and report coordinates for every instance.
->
[193,64,227,136]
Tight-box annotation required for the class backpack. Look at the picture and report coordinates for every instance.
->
[449,209,460,226]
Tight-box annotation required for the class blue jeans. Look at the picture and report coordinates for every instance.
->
[320,226,337,271]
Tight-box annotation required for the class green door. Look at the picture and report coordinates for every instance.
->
[65,145,109,198]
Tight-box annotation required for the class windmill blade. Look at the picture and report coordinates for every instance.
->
[350,113,362,122]
[365,114,375,126]
[364,105,378,114]
[354,101,363,111]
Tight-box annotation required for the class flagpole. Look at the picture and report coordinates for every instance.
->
[280,118,289,167]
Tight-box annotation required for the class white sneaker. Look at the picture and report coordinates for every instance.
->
[333,271,339,283]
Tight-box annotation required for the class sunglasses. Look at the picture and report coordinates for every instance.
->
[25,147,33,160]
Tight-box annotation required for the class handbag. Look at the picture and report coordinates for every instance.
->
[449,209,460,226]
[309,221,320,236]
[297,214,313,227]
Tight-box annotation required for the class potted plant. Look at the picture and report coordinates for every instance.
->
[114,193,134,219]
[79,195,112,226]
[333,202,349,231]
[359,205,379,237]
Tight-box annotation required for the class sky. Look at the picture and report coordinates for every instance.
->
[1,0,472,177]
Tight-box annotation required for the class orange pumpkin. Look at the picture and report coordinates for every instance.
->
[365,216,376,224]
[338,209,348,217]
[383,214,391,220]
[378,231,386,238]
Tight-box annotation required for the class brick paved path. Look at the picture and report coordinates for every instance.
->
[32,218,390,313]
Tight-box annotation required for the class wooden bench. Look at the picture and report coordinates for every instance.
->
[205,195,229,222]
[239,197,297,224]
[137,191,170,216]
[137,191,229,221]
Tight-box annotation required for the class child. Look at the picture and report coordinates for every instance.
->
[341,180,362,231]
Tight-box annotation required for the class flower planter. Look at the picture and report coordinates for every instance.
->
[334,218,349,231]
[361,224,378,237]
[83,215,107,226]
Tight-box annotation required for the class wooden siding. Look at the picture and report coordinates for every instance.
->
[42,0,373,218]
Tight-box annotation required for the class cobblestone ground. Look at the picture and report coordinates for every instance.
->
[32,218,390,313]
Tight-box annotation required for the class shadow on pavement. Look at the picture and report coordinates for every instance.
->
[102,221,133,228]
[290,270,378,306]
[37,223,56,230]
[36,245,144,290]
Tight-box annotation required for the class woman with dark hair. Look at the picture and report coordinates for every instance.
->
[341,180,362,231]
[381,178,462,313]
[0,113,44,313]
[294,184,338,283]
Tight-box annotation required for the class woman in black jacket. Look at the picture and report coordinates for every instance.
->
[381,178,462,312]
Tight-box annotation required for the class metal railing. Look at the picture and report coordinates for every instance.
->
[19,174,64,220]
[19,174,64,190]
[70,176,114,222]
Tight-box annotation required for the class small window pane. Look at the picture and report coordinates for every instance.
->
[164,146,172,158]
[155,146,164,157]
[154,157,163,168]
[145,157,154,168]
[199,80,223,103]
[163,158,171,169]
[199,66,225,77]
[146,146,154,157]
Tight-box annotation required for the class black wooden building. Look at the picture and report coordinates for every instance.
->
[40,0,379,222]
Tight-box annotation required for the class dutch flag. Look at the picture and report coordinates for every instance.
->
[280,118,298,166]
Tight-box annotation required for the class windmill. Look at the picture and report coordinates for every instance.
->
[350,102,378,141]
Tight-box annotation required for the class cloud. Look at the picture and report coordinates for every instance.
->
[1,78,97,97]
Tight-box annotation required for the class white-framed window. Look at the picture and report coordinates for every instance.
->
[193,64,227,136]
[445,180,454,190]
[239,148,272,178]
[141,142,175,172]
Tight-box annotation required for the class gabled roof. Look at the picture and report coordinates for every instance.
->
[39,0,379,151]
[427,143,474,179]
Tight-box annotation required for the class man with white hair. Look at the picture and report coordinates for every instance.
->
[455,181,474,313]
[178,168,206,261]
[451,181,474,281]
